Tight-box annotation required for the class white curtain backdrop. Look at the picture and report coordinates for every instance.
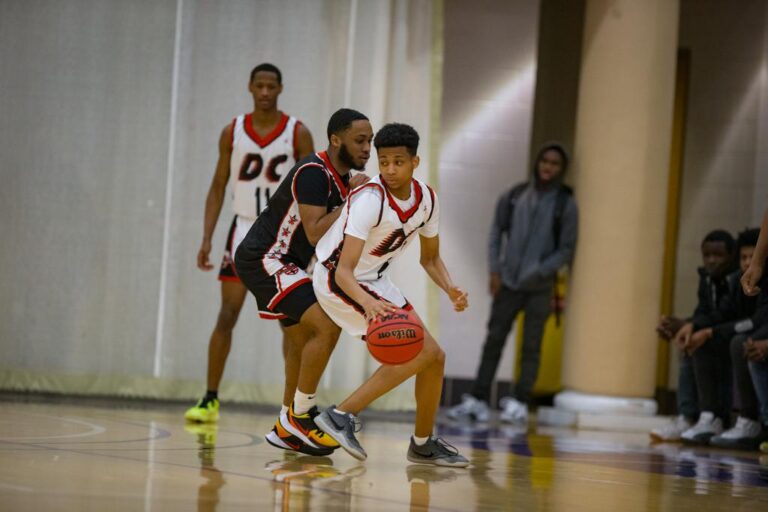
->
[0,0,436,409]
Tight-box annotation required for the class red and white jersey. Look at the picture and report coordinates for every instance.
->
[230,112,302,220]
[315,175,439,282]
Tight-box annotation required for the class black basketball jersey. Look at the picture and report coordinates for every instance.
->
[237,151,350,272]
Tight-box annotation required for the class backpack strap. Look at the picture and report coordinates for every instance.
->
[498,182,529,235]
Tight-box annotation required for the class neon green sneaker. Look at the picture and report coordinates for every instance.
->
[185,398,220,423]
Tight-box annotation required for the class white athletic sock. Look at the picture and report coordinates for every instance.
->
[412,435,430,446]
[293,390,316,415]
[280,404,289,415]
[334,408,349,416]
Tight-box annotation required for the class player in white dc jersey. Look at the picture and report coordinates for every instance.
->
[312,174,437,331]
[312,123,471,467]
[186,63,314,424]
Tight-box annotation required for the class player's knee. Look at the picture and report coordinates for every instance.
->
[421,337,444,366]
[216,304,240,331]
[432,346,446,368]
[310,324,339,353]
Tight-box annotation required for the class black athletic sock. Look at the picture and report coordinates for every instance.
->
[200,390,218,406]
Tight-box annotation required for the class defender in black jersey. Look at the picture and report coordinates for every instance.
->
[235,109,373,453]
[236,150,352,321]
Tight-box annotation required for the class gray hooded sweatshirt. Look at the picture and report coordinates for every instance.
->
[488,143,579,292]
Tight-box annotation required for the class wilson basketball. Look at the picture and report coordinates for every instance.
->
[366,309,424,365]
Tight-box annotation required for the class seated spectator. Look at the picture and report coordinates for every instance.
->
[650,230,736,442]
[686,228,768,448]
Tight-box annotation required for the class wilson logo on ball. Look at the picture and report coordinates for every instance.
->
[377,328,417,340]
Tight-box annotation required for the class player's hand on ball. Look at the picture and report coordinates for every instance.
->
[197,239,214,271]
[448,286,468,312]
[349,173,370,189]
[364,299,396,323]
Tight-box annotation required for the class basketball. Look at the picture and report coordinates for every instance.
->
[366,309,425,365]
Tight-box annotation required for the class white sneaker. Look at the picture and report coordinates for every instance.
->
[446,394,490,422]
[681,412,723,445]
[710,416,763,450]
[650,415,693,442]
[499,396,528,425]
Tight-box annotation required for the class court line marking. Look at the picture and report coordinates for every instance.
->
[0,436,465,511]
[3,413,767,506]
[0,413,105,441]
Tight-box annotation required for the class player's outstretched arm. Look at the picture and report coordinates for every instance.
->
[742,207,768,295]
[198,123,234,271]
[335,235,396,321]
[419,234,468,312]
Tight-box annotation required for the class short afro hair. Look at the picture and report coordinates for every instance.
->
[373,123,420,156]
[326,108,369,140]
[737,227,760,250]
[250,63,282,84]
[702,229,735,254]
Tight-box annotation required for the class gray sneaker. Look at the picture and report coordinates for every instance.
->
[407,436,469,468]
[315,406,367,461]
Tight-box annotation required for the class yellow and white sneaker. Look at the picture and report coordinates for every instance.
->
[185,398,220,423]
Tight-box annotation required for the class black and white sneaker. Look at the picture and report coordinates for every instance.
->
[407,436,469,468]
[681,411,723,445]
[711,416,765,450]
[314,406,367,461]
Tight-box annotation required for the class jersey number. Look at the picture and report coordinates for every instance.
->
[239,153,288,183]
[255,186,272,214]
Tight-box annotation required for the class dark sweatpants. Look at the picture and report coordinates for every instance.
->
[730,334,761,420]
[692,332,732,424]
[470,286,551,404]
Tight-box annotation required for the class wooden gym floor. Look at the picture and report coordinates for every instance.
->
[1,396,767,511]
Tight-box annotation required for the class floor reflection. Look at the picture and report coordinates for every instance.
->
[265,452,366,511]
[437,419,768,494]
[185,424,225,512]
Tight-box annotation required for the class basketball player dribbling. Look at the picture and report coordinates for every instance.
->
[185,63,314,423]
[312,123,470,467]
[234,109,372,455]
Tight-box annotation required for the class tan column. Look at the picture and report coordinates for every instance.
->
[562,0,680,400]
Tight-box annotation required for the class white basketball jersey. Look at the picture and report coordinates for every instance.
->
[230,112,300,220]
[315,175,439,282]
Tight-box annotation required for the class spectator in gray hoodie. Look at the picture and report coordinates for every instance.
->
[447,142,578,424]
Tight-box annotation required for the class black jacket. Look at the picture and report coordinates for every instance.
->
[690,268,731,331]
[710,271,768,340]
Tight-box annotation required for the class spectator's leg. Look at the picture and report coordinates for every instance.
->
[731,335,760,420]
[693,334,731,423]
[748,359,768,424]
[678,352,699,422]
[514,290,551,404]
[470,287,525,402]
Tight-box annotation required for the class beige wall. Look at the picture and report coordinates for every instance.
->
[528,0,585,165]
[674,0,768,319]
[438,0,541,378]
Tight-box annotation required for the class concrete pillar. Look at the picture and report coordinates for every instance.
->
[556,0,680,415]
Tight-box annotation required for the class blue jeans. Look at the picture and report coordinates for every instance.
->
[678,352,699,420]
[748,359,768,423]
